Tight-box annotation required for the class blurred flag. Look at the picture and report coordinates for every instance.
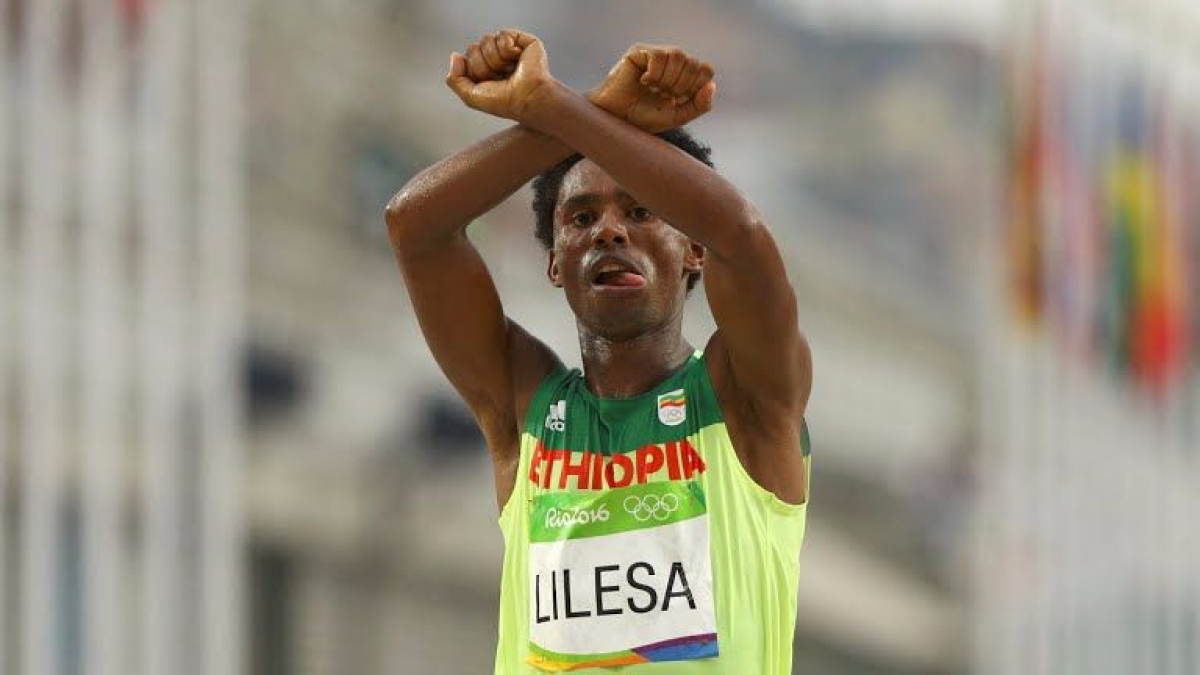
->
[119,0,147,31]
[1006,52,1046,327]
[1143,90,1192,399]
[1095,78,1139,381]
[1099,77,1190,397]
[1040,36,1070,348]
[1185,130,1200,386]
[1057,47,1104,364]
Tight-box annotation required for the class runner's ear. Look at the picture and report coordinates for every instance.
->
[684,240,705,274]
[547,250,563,287]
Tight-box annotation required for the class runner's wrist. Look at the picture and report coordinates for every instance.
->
[518,80,580,134]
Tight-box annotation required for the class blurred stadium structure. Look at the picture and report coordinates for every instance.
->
[0,1,1197,675]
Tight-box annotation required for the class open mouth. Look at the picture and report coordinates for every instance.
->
[590,260,646,289]
[593,269,647,288]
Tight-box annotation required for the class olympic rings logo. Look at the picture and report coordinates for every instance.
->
[622,493,680,522]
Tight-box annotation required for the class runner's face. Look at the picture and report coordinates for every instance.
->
[548,160,702,339]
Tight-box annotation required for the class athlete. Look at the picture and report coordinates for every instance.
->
[386,30,812,674]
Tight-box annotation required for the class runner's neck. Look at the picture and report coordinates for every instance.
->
[577,324,693,399]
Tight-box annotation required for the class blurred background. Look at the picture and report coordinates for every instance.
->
[1,0,1198,674]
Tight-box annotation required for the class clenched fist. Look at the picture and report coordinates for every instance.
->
[589,44,716,133]
[445,30,557,122]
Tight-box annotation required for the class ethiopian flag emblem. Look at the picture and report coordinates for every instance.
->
[657,389,687,427]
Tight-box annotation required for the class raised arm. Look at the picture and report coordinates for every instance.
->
[386,124,565,441]
[387,32,717,465]
[384,33,569,449]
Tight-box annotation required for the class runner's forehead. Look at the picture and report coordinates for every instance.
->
[558,160,635,208]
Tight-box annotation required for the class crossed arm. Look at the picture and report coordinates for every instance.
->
[504,39,811,504]
[389,31,810,504]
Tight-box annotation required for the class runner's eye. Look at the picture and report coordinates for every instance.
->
[629,206,653,222]
[571,211,596,227]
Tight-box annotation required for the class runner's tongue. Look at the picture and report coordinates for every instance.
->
[596,270,645,287]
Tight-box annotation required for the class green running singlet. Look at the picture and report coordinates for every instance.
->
[495,351,810,673]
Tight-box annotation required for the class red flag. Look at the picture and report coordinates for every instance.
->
[1006,53,1045,327]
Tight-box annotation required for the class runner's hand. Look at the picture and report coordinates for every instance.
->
[588,44,716,133]
[446,29,557,122]
[461,30,520,82]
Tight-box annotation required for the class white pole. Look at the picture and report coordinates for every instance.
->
[1131,37,1160,675]
[998,4,1041,672]
[136,0,187,672]
[0,1,10,672]
[1176,47,1200,675]
[80,4,129,675]
[1161,63,1185,675]
[196,0,246,673]
[19,0,69,674]
[972,3,1012,670]
[1065,8,1100,671]
[1034,7,1065,673]
[1101,16,1133,674]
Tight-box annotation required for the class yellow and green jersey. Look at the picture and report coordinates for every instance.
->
[495,351,810,674]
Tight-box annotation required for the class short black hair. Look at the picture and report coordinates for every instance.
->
[531,127,714,291]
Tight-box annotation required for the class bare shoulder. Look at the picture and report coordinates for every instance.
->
[703,330,809,505]
[506,320,564,429]
[481,319,563,509]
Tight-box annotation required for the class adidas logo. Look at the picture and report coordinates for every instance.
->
[544,400,566,432]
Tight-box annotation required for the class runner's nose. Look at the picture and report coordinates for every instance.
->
[592,213,628,247]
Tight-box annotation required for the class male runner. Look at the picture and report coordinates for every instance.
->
[387,30,812,674]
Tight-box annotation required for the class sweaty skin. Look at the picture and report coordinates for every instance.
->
[387,31,809,509]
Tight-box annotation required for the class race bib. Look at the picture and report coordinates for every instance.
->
[526,480,719,671]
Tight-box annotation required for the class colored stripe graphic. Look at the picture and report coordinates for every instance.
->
[634,633,720,661]
[528,633,718,671]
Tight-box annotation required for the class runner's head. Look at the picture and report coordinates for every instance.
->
[532,128,713,339]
